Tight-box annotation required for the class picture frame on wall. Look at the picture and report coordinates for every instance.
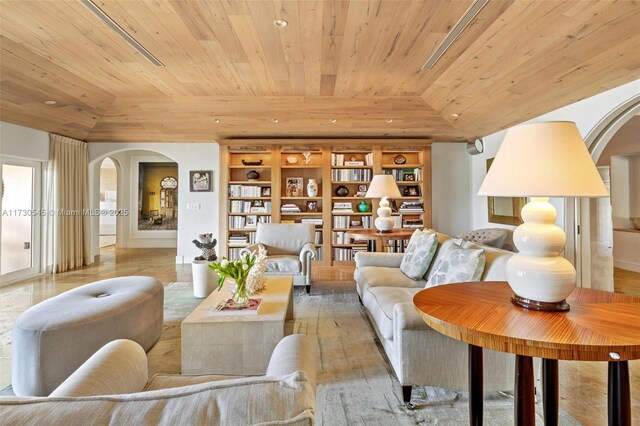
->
[285,177,304,197]
[190,170,213,192]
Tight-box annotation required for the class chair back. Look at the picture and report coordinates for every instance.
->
[455,228,508,249]
[256,223,314,255]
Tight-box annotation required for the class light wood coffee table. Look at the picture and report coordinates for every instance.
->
[181,275,293,375]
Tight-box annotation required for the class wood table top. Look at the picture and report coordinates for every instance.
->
[346,228,416,239]
[414,282,640,361]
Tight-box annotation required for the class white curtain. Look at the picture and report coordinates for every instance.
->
[46,134,91,273]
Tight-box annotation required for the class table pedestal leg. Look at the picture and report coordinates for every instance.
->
[608,361,630,426]
[515,355,535,426]
[469,344,483,425]
[542,359,558,426]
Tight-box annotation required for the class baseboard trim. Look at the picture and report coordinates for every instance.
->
[614,259,640,273]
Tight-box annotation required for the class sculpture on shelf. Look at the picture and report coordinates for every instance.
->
[302,151,312,164]
[192,233,218,261]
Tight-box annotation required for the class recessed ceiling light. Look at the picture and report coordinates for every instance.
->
[451,113,460,118]
[272,118,280,123]
[44,100,57,105]
[212,118,221,123]
[273,19,288,28]
[330,118,337,124]
[386,118,394,123]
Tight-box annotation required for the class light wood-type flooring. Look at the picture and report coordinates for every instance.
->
[1,247,639,424]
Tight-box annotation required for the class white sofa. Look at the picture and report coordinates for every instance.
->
[354,231,516,407]
[1,335,317,425]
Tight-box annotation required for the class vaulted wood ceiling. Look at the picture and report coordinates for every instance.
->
[1,0,639,142]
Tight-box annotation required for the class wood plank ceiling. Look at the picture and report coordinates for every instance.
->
[1,0,639,143]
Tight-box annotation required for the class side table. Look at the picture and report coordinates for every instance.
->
[414,281,640,426]
[346,228,415,252]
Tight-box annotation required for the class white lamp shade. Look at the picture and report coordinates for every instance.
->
[365,175,402,199]
[478,121,608,197]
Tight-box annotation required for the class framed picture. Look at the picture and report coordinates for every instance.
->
[402,185,420,196]
[190,170,213,192]
[402,172,415,181]
[251,199,264,208]
[358,184,368,192]
[261,186,271,197]
[307,200,318,212]
[285,177,304,197]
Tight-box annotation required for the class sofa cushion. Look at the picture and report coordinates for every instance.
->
[0,372,315,426]
[426,243,486,287]
[357,266,426,295]
[363,287,422,340]
[144,374,240,391]
[400,230,438,280]
[462,241,513,281]
[265,255,301,274]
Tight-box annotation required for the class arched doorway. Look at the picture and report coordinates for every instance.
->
[577,96,640,293]
[99,157,117,248]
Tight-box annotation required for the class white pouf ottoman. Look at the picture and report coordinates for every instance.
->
[12,276,164,396]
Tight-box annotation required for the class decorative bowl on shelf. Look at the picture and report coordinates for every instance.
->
[393,155,406,165]
[242,159,263,166]
[246,170,260,181]
[286,156,298,165]
[335,185,349,197]
[631,217,640,230]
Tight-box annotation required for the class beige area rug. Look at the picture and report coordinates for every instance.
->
[153,282,581,425]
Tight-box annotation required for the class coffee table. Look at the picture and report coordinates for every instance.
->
[414,282,640,426]
[181,275,294,375]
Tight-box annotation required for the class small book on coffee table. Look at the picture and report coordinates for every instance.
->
[211,298,262,315]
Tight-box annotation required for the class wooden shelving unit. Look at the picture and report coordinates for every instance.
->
[220,142,431,266]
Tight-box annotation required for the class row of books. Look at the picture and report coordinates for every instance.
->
[332,215,373,228]
[228,232,255,247]
[398,201,424,213]
[331,153,373,166]
[228,185,267,198]
[228,215,271,229]
[229,201,272,213]
[332,231,354,245]
[331,168,372,182]
[385,168,422,181]
[333,246,367,261]
[301,218,323,226]
[281,203,301,213]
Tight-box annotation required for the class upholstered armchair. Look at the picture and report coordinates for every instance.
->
[241,223,316,293]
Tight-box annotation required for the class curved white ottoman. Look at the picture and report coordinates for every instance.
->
[12,276,164,396]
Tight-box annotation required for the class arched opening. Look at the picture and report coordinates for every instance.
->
[99,157,117,249]
[578,96,640,295]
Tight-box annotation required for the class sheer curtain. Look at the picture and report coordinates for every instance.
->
[46,134,92,273]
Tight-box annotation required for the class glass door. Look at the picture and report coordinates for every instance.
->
[0,158,41,284]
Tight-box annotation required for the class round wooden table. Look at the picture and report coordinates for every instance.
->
[414,282,640,426]
[346,228,415,252]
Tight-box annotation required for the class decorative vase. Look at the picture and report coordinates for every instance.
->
[246,170,260,181]
[357,201,370,212]
[307,179,318,197]
[231,276,250,307]
[335,185,349,197]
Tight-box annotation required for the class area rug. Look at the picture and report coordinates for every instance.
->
[155,282,582,425]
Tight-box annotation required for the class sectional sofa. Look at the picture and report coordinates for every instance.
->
[354,231,516,407]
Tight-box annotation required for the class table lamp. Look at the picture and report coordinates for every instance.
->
[366,175,402,233]
[478,121,608,311]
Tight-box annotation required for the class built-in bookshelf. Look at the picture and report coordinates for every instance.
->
[220,143,431,265]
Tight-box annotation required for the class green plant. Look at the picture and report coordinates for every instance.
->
[209,253,256,302]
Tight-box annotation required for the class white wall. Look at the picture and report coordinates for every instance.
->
[431,143,471,236]
[89,143,220,264]
[0,122,49,161]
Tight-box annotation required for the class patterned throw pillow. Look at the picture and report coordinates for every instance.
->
[425,242,486,287]
[400,230,438,280]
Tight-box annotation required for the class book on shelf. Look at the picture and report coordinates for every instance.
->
[344,161,364,166]
[301,218,323,225]
[332,202,352,210]
[280,203,301,213]
[331,169,372,182]
[398,201,424,213]
[402,215,424,229]
[211,298,262,315]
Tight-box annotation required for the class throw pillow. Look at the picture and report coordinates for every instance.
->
[425,243,486,287]
[400,230,438,280]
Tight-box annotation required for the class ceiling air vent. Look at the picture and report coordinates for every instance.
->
[422,0,489,70]
[79,0,165,67]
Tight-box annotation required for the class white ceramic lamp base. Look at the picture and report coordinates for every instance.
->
[374,196,394,233]
[508,197,576,311]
